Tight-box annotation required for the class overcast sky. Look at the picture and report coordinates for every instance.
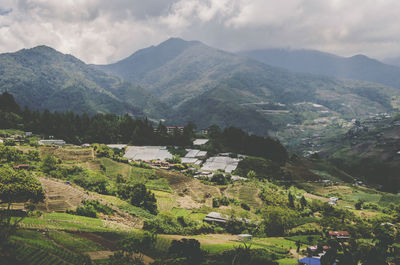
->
[1,0,400,64]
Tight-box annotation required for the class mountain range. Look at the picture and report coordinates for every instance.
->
[1,38,400,136]
[239,48,400,90]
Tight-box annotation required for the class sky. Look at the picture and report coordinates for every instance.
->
[1,0,400,64]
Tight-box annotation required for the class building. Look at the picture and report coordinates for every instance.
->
[38,139,66,145]
[107,144,127,150]
[193,139,209,146]
[166,126,184,134]
[203,212,228,224]
[329,231,350,240]
[237,234,252,242]
[13,164,30,170]
[123,146,172,161]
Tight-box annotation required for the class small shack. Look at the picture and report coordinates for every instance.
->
[329,231,350,240]
[237,234,252,242]
[203,212,228,224]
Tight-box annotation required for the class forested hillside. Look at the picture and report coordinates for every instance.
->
[0,46,167,118]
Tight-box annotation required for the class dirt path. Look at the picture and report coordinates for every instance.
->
[162,234,239,245]
[304,193,329,202]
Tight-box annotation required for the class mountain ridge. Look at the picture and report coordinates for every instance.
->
[238,48,400,90]
[0,45,168,119]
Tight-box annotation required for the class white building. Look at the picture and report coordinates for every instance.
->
[38,139,66,145]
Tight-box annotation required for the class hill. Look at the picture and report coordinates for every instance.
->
[0,46,167,118]
[313,112,400,193]
[239,48,400,90]
[97,38,400,136]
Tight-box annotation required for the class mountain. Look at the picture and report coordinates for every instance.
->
[0,46,167,118]
[383,57,400,67]
[96,38,268,106]
[239,48,400,90]
[97,38,400,135]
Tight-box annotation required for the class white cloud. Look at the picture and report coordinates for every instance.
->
[0,0,400,63]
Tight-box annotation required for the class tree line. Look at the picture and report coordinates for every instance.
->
[0,92,195,146]
[1,92,289,164]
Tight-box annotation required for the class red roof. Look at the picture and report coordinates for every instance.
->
[329,231,350,237]
[13,164,30,169]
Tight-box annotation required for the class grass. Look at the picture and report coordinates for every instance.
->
[255,237,297,249]
[99,157,131,179]
[201,242,241,254]
[285,235,320,245]
[0,128,24,137]
[19,212,115,232]
[48,230,105,253]
[277,258,298,265]
[238,182,262,209]
[169,208,207,222]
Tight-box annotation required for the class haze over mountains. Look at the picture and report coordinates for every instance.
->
[239,48,400,90]
[1,38,400,136]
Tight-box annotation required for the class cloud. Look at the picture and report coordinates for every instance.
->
[0,0,400,63]
[0,7,12,16]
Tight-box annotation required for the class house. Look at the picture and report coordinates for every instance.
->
[25,132,32,137]
[231,175,248,181]
[193,139,209,146]
[237,234,252,242]
[107,144,127,150]
[328,197,338,205]
[329,231,350,240]
[203,212,229,224]
[13,164,30,170]
[166,126,184,134]
[38,139,66,145]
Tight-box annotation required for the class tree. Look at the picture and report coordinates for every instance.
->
[288,192,295,209]
[41,154,59,173]
[295,241,301,253]
[300,196,308,210]
[117,183,158,214]
[262,206,297,236]
[169,238,203,265]
[355,200,364,210]
[109,233,155,265]
[210,173,228,185]
[0,167,45,244]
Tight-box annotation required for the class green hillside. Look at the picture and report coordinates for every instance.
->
[0,46,167,119]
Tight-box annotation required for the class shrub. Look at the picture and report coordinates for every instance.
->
[210,173,228,185]
[74,205,97,218]
[117,183,158,215]
[241,202,250,211]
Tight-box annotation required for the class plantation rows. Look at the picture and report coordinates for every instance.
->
[11,241,91,265]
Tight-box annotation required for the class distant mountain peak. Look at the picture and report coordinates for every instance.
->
[156,37,202,49]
